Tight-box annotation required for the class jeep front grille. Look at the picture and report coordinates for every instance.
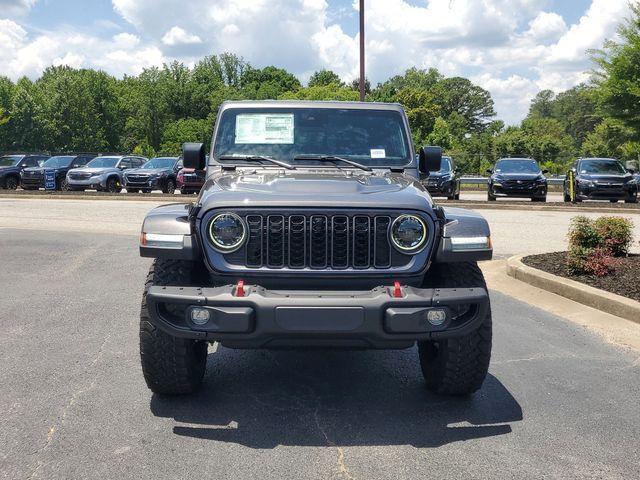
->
[234,213,400,270]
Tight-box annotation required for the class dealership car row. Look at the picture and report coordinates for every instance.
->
[0,152,206,194]
[0,152,638,202]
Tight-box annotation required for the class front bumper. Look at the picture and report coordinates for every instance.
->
[146,283,490,349]
[576,184,636,200]
[20,177,44,188]
[491,183,546,198]
[67,176,107,189]
[125,177,159,189]
[426,181,454,196]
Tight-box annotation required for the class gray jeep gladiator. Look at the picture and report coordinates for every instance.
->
[138,101,493,396]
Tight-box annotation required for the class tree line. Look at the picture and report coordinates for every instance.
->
[0,6,638,174]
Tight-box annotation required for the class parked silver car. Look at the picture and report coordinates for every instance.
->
[66,155,147,192]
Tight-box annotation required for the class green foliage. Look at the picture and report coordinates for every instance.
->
[160,118,210,153]
[566,216,634,276]
[279,83,358,101]
[132,141,156,158]
[427,117,454,150]
[308,70,343,87]
[581,118,636,160]
[592,2,640,136]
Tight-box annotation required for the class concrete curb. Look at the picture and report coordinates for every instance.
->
[506,255,640,325]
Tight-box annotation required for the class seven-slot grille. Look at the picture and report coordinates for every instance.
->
[238,213,397,270]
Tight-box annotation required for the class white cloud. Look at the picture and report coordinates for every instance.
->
[0,0,632,125]
[0,0,37,16]
[161,26,202,46]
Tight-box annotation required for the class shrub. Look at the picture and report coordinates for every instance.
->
[566,215,634,276]
[583,248,618,277]
[568,216,600,250]
[594,216,634,257]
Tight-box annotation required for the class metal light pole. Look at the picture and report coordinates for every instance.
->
[359,0,365,102]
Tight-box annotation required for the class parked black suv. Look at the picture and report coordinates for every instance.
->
[423,155,460,199]
[21,154,95,190]
[487,158,548,202]
[124,157,182,193]
[563,158,638,203]
[137,101,493,397]
[0,154,49,190]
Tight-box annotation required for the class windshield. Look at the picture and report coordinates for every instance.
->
[142,158,177,169]
[42,156,74,168]
[0,155,22,167]
[213,107,411,167]
[86,157,120,168]
[439,157,453,173]
[495,159,540,174]
[579,159,626,175]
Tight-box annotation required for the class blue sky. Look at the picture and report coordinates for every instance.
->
[0,0,632,124]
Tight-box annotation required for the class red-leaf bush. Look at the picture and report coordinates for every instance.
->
[566,216,634,276]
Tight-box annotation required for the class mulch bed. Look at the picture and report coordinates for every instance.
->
[522,251,640,303]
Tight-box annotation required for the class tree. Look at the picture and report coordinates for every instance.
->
[279,83,358,101]
[592,3,640,135]
[160,118,210,153]
[427,117,454,150]
[581,118,635,160]
[431,77,496,133]
[0,76,14,150]
[8,77,42,150]
[528,90,555,118]
[394,88,440,147]
[371,68,442,102]
[308,69,343,87]
[241,66,301,100]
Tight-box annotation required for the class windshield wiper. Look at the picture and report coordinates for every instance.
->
[218,155,295,170]
[293,155,373,172]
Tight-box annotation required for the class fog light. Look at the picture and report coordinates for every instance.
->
[190,308,210,325]
[426,309,447,326]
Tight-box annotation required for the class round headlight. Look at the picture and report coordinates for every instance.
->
[208,213,246,252]
[390,215,427,252]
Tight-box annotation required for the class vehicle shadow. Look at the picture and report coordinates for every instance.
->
[150,346,522,449]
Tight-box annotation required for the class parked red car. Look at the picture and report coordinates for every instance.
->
[177,167,206,194]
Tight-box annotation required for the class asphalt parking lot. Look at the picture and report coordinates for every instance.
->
[1,199,640,479]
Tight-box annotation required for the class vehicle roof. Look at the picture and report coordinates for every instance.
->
[579,157,619,161]
[219,100,405,113]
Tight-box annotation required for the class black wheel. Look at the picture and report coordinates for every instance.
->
[454,192,460,200]
[163,179,176,194]
[142,189,151,194]
[625,195,638,204]
[418,262,492,396]
[487,193,496,201]
[127,188,139,194]
[447,193,455,200]
[140,259,208,395]
[4,176,19,190]
[58,178,70,191]
[180,188,187,195]
[106,176,122,193]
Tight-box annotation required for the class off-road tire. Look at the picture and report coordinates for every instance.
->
[4,175,19,190]
[140,259,207,395]
[418,262,492,396]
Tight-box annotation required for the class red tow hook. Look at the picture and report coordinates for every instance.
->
[235,280,245,297]
[393,281,403,298]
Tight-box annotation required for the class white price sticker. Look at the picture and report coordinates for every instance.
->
[370,149,386,159]
[235,114,295,144]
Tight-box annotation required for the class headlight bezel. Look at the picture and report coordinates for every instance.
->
[208,212,247,253]
[389,214,428,254]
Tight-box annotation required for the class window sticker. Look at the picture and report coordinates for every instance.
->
[235,114,295,144]
[370,149,386,159]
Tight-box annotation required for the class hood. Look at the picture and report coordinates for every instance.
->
[125,168,168,175]
[69,167,118,175]
[427,171,453,179]
[493,172,543,180]
[581,173,632,182]
[199,169,434,211]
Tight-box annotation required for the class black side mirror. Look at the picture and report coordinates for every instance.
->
[629,169,636,174]
[542,169,549,174]
[418,146,442,174]
[183,143,206,170]
[486,169,493,175]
